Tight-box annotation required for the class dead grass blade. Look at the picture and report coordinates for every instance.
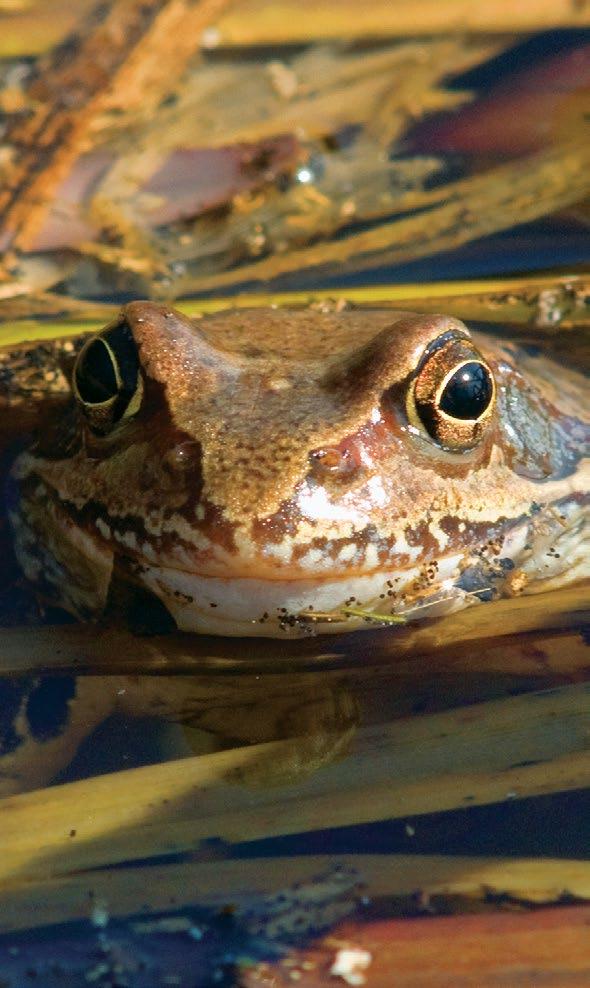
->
[211,0,590,46]
[3,852,590,934]
[1,582,587,677]
[0,274,588,351]
[1,0,588,59]
[0,0,235,260]
[172,140,590,294]
[0,682,589,885]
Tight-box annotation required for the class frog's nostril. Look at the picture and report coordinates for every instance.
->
[310,446,358,478]
[163,441,201,472]
[140,440,203,496]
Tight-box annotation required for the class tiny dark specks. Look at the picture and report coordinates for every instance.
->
[25,676,77,742]
[498,557,516,572]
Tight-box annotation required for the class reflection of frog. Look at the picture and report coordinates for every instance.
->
[0,672,358,795]
[6,303,588,636]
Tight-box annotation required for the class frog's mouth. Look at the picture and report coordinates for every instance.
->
[128,498,587,636]
[137,551,465,636]
[10,488,588,637]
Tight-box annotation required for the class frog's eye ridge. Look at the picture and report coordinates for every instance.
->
[73,320,142,433]
[408,335,495,451]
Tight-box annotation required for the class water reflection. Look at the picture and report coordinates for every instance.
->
[0,664,360,795]
[0,592,588,984]
[1,585,587,797]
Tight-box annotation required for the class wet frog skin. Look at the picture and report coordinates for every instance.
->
[6,302,589,637]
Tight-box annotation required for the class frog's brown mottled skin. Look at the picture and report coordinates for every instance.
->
[7,302,589,636]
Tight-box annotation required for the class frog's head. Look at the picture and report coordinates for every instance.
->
[10,303,588,636]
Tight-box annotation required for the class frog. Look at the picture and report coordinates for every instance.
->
[3,301,589,639]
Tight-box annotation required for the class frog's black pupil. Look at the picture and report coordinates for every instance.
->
[75,340,118,403]
[439,362,492,420]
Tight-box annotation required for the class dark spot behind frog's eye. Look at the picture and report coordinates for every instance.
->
[439,362,493,420]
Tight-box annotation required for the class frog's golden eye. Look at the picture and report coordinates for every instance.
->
[407,335,495,451]
[73,321,143,434]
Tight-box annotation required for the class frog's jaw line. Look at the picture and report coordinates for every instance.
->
[136,552,466,637]
[130,496,588,636]
[11,468,588,637]
[136,498,586,635]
